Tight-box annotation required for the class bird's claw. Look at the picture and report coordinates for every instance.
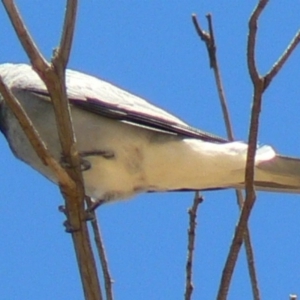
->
[60,155,91,172]
[86,199,105,213]
[80,158,91,171]
[58,202,97,227]
[59,205,81,233]
[63,220,80,233]
[84,210,95,221]
[58,205,67,214]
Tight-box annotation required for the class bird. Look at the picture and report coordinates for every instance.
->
[0,63,300,203]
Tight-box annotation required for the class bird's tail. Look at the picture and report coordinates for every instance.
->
[235,146,300,194]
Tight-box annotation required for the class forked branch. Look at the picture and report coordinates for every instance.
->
[217,0,300,299]
[1,0,102,299]
[192,13,260,300]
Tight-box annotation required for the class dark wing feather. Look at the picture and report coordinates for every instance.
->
[67,69,227,143]
[7,64,227,143]
[70,97,227,142]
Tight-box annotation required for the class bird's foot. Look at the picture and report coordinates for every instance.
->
[58,205,81,233]
[58,196,105,229]
[60,155,91,172]
[85,198,105,217]
[63,220,80,233]
[60,150,114,172]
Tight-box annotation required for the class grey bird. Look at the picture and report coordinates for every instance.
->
[0,63,300,203]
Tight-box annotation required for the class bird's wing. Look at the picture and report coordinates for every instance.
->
[68,69,227,143]
[7,64,227,143]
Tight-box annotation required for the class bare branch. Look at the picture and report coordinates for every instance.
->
[217,0,300,296]
[247,0,269,84]
[2,0,48,70]
[185,192,202,300]
[2,1,102,299]
[54,0,78,69]
[192,13,260,300]
[192,14,234,141]
[86,198,114,300]
[48,0,79,165]
[235,190,260,300]
[0,76,74,188]
[192,14,210,42]
[264,29,300,89]
[192,14,215,68]
[217,0,268,296]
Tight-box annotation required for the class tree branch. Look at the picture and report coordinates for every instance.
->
[2,0,48,70]
[184,192,203,300]
[247,0,269,84]
[192,13,260,300]
[55,0,77,68]
[86,197,114,300]
[217,2,267,298]
[264,29,300,89]
[0,77,73,188]
[1,1,102,299]
[217,0,300,298]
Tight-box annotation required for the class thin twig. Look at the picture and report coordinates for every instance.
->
[2,1,102,299]
[192,14,215,68]
[0,76,73,188]
[217,80,263,300]
[217,2,268,298]
[55,0,77,68]
[193,13,234,141]
[54,4,103,298]
[2,0,48,70]
[235,191,260,300]
[264,29,300,89]
[192,13,260,300]
[185,192,203,300]
[86,198,114,300]
[217,0,300,298]
[247,0,269,84]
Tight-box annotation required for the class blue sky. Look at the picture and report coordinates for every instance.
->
[1,1,300,299]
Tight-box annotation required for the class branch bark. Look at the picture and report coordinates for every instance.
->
[217,0,300,298]
[86,197,114,300]
[2,1,102,299]
[184,192,203,300]
[0,77,73,188]
[192,13,260,300]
